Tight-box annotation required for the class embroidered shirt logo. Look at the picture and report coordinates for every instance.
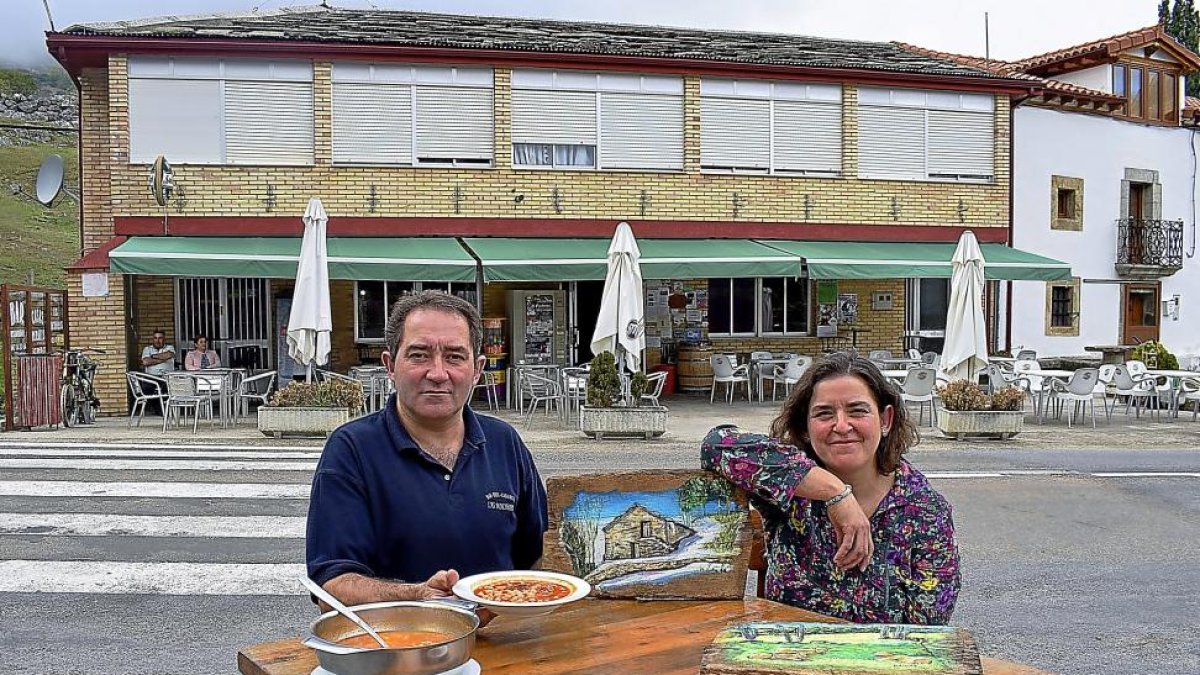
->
[486,491,516,512]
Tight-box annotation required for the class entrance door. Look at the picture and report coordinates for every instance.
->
[175,278,273,369]
[904,278,949,353]
[572,281,604,365]
[1121,283,1160,345]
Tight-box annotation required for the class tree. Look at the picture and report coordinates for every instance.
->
[1162,0,1200,95]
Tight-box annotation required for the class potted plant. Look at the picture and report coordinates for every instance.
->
[934,379,1025,441]
[257,378,365,438]
[1130,340,1178,370]
[579,352,668,440]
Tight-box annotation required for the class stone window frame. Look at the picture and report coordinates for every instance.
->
[1120,168,1161,220]
[1050,175,1083,231]
[1044,276,1081,337]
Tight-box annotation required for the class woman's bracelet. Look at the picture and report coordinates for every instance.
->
[825,484,853,508]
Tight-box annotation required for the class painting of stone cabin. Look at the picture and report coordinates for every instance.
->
[541,470,753,600]
[602,504,695,561]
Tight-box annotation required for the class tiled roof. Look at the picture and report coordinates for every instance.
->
[1013,25,1200,73]
[1184,96,1200,121]
[56,5,1010,79]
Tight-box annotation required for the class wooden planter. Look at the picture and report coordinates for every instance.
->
[936,410,1024,441]
[580,405,669,440]
[257,406,353,438]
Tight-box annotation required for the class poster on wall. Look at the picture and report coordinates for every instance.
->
[837,293,859,324]
[816,280,839,328]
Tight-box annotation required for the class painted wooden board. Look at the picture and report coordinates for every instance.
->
[541,470,751,599]
[700,622,982,674]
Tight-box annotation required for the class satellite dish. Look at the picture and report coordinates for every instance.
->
[148,155,174,207]
[35,154,64,206]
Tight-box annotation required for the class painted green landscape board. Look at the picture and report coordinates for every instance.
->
[541,471,751,599]
[700,622,982,675]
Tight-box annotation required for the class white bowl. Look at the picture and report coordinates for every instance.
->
[453,570,591,618]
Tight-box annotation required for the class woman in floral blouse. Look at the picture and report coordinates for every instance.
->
[701,351,960,624]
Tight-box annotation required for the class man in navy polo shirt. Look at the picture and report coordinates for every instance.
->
[306,291,548,609]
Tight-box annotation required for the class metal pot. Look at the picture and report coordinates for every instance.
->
[303,600,479,675]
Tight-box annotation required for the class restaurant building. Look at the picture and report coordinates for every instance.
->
[47,6,1069,408]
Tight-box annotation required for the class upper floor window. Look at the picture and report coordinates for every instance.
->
[700,79,842,175]
[510,70,683,171]
[1115,62,1177,124]
[332,64,494,167]
[857,87,994,182]
[128,57,314,165]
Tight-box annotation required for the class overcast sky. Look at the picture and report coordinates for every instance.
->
[4,0,1165,69]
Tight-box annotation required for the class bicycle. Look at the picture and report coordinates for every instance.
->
[60,347,105,427]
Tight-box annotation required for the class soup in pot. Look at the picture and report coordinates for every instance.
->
[337,630,451,650]
[473,578,573,603]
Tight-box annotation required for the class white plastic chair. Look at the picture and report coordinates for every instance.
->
[1013,359,1050,419]
[750,351,774,402]
[900,367,938,426]
[983,363,1028,396]
[868,350,893,363]
[1110,364,1159,418]
[710,354,750,404]
[1096,364,1118,421]
[126,371,168,427]
[1126,360,1172,409]
[771,355,813,400]
[1180,376,1200,420]
[640,371,668,407]
[1047,367,1100,428]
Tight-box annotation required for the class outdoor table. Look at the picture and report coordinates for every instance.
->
[186,368,243,428]
[236,597,1047,675]
[880,368,910,385]
[748,356,792,401]
[874,357,920,368]
[1146,369,1200,418]
[1023,369,1074,424]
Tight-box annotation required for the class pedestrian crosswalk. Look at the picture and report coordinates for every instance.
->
[0,443,314,596]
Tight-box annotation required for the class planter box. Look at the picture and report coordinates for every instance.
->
[258,406,353,438]
[936,410,1024,441]
[580,405,668,440]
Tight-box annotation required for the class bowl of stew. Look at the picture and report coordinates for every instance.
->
[303,600,479,675]
[453,570,591,618]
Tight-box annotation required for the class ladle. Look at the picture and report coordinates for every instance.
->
[301,576,388,649]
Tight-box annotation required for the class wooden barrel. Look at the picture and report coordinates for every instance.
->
[677,345,714,391]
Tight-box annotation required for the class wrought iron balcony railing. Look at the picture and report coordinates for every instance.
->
[1115,218,1184,269]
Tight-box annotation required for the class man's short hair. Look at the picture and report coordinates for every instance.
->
[152,330,166,338]
[385,291,482,358]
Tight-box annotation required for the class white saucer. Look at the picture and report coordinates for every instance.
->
[313,659,481,675]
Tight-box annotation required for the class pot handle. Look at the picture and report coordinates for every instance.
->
[428,596,479,612]
[302,635,366,655]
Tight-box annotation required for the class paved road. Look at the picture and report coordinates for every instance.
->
[0,440,1196,674]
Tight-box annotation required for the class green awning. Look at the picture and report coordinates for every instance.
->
[108,236,478,282]
[756,241,1071,281]
[463,238,801,282]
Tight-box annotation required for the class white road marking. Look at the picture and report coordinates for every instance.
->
[926,472,1003,478]
[0,513,305,538]
[0,441,315,451]
[1090,472,1200,478]
[0,560,307,595]
[0,448,323,459]
[0,459,317,471]
[0,481,310,499]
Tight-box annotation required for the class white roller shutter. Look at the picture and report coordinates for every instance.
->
[511,89,596,145]
[332,82,412,165]
[599,93,683,170]
[700,97,770,170]
[224,81,313,165]
[928,109,993,179]
[858,105,924,179]
[773,100,841,174]
[414,85,493,163]
[128,79,222,164]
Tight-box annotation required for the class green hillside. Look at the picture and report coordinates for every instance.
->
[0,141,79,288]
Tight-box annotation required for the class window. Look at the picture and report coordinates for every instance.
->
[858,88,994,181]
[1130,67,1143,117]
[1045,278,1081,336]
[1051,175,1084,231]
[1115,63,1179,124]
[708,278,809,336]
[700,79,842,175]
[1147,70,1160,120]
[355,281,478,342]
[1056,189,1076,219]
[1161,73,1177,122]
[1113,65,1127,97]
[332,64,494,166]
[640,521,653,537]
[129,57,313,165]
[511,70,683,171]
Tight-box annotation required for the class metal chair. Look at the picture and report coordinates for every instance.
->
[237,370,277,417]
[317,370,367,414]
[710,354,750,404]
[640,371,668,407]
[522,371,564,428]
[126,371,168,427]
[163,372,215,433]
[900,367,938,426]
[1047,367,1100,428]
[472,370,501,412]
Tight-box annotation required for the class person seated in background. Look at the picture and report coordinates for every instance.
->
[701,351,960,625]
[184,334,221,371]
[140,330,175,377]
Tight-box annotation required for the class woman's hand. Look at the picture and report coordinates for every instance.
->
[827,496,873,572]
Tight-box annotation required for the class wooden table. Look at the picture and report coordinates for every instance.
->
[237,598,1047,675]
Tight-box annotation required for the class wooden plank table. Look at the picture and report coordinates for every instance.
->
[238,598,1048,675]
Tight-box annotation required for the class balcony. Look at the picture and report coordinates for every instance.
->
[1115,218,1184,279]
